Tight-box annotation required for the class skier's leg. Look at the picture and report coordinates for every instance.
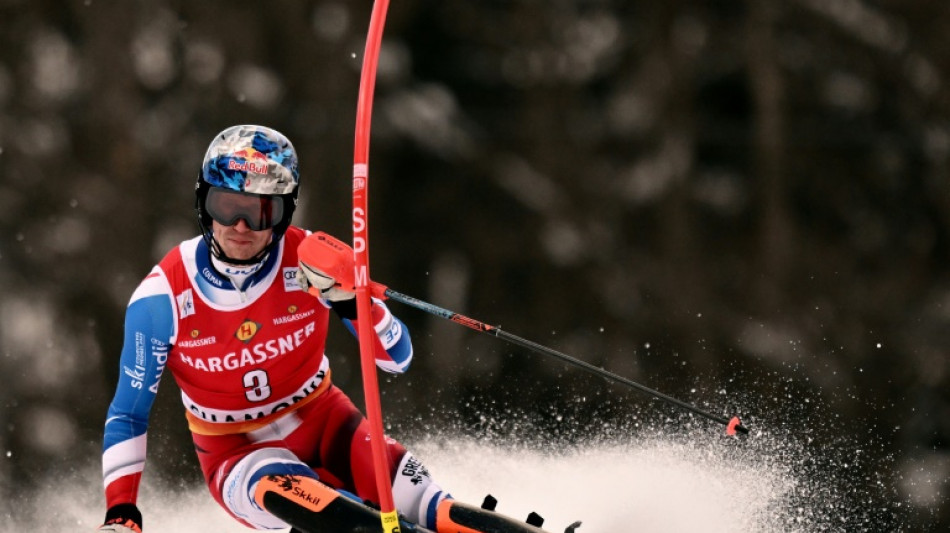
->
[218,447,323,530]
[218,446,415,532]
[307,388,450,529]
[253,472,390,533]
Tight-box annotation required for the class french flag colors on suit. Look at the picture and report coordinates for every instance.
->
[102,227,412,507]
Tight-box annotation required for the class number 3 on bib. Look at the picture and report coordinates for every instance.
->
[244,369,272,402]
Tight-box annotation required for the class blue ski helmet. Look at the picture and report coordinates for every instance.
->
[195,125,300,264]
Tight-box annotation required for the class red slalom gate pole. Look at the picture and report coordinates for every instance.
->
[351,1,399,532]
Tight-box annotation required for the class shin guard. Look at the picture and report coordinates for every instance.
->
[254,474,435,533]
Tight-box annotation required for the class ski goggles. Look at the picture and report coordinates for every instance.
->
[205,188,285,231]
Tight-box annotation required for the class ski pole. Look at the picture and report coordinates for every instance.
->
[379,287,749,436]
[352,1,400,532]
[299,231,748,437]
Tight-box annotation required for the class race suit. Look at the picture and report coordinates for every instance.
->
[101,227,447,529]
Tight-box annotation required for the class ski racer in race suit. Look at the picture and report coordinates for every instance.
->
[97,125,460,533]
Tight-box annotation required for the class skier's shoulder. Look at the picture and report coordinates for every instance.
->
[282,225,309,253]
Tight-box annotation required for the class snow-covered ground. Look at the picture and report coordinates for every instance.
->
[4,422,908,532]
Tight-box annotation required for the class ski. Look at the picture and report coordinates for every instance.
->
[441,495,582,533]
[255,474,581,533]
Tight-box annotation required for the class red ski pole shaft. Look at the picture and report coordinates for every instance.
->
[352,1,400,531]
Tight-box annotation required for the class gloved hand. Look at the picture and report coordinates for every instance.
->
[297,232,357,302]
[98,503,142,532]
[297,231,388,302]
[298,262,356,302]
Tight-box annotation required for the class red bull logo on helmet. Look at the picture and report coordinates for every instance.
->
[228,147,269,175]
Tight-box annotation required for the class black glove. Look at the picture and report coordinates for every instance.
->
[98,503,142,532]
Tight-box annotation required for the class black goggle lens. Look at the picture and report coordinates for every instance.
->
[205,188,284,231]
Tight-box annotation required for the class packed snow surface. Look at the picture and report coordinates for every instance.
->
[3,421,907,532]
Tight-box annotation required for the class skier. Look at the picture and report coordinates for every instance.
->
[97,125,542,533]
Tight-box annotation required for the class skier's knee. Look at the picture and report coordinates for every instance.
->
[223,447,316,530]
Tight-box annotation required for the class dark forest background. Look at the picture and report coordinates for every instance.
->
[1,0,949,530]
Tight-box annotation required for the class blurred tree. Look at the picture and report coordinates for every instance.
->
[0,0,948,528]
